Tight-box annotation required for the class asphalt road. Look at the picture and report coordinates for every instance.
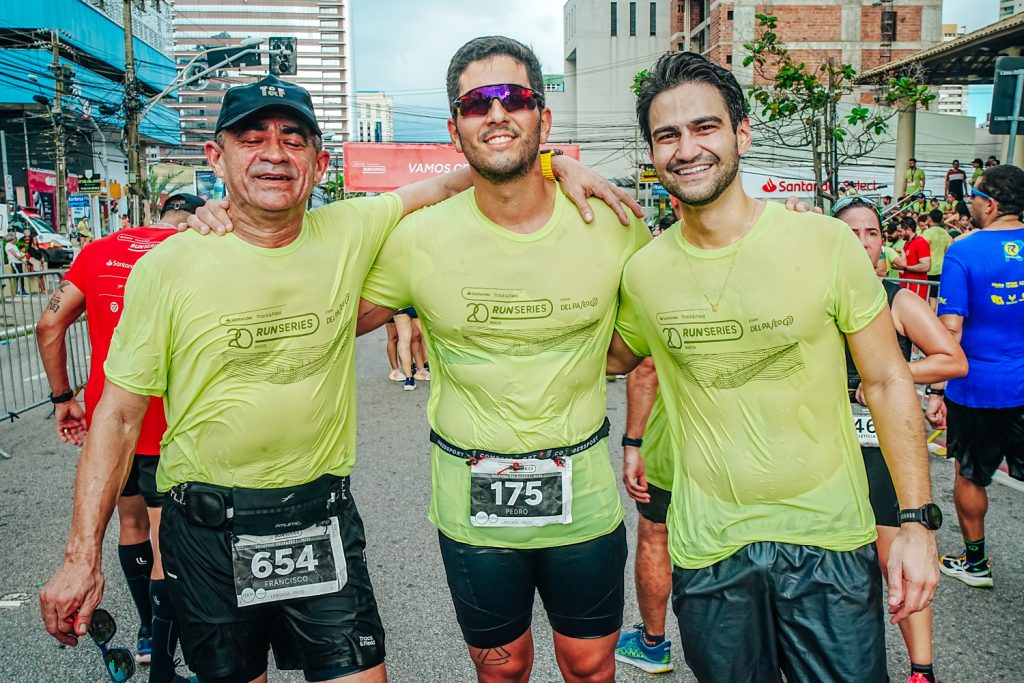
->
[0,328,1022,682]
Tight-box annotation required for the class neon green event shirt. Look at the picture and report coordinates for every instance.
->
[362,186,650,549]
[616,202,885,569]
[105,194,404,491]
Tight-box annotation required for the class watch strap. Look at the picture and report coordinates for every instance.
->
[539,149,563,181]
[621,435,643,448]
[49,389,75,404]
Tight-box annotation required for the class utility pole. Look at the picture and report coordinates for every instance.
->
[51,31,69,234]
[123,0,144,225]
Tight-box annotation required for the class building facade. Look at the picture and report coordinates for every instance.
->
[935,24,968,117]
[167,0,354,165]
[1000,0,1024,19]
[355,91,394,142]
[549,0,671,179]
[670,0,943,88]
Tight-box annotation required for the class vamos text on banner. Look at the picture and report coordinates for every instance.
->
[343,143,581,192]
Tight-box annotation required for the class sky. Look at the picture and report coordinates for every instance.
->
[351,1,564,142]
[352,0,1001,141]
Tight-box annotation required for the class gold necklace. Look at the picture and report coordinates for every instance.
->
[682,248,739,312]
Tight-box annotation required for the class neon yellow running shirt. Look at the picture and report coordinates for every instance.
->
[105,195,403,491]
[616,202,885,569]
[640,390,673,492]
[362,186,650,548]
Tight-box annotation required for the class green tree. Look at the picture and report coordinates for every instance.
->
[743,14,935,206]
[145,171,190,214]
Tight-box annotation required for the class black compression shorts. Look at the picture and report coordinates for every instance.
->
[438,523,627,649]
[861,446,899,527]
[947,398,1024,486]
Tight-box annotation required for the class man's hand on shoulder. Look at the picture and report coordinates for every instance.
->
[552,155,644,226]
[783,195,823,214]
[180,198,233,235]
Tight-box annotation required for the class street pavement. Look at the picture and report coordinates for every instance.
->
[0,327,1022,682]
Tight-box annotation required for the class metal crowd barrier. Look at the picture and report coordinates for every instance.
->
[0,270,91,458]
[883,276,942,312]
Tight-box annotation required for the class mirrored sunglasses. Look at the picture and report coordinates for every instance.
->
[88,609,136,682]
[830,195,883,219]
[452,83,543,118]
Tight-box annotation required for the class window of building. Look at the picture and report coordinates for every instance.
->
[650,2,657,35]
[319,5,338,13]
[320,19,339,27]
[726,54,732,64]
[611,2,617,36]
[727,10,733,20]
[629,2,637,36]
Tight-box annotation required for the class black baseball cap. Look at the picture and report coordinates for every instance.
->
[214,74,321,136]
[161,193,205,216]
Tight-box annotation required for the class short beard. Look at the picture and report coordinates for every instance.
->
[459,120,542,185]
[659,148,739,207]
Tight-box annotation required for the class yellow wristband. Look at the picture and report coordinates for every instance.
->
[540,149,562,181]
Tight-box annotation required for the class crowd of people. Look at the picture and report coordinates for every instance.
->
[26,37,1023,683]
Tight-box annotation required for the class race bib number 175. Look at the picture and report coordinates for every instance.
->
[469,457,572,527]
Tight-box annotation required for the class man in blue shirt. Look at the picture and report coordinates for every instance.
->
[937,164,1024,588]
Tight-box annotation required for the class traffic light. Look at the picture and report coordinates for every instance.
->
[269,37,297,76]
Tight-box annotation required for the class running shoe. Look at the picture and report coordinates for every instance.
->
[403,377,416,391]
[938,552,993,588]
[388,369,406,382]
[906,674,933,683]
[614,624,673,674]
[414,369,430,381]
[135,629,152,665]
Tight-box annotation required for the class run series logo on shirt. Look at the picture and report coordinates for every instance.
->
[1003,240,1023,262]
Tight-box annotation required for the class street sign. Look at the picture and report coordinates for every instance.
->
[67,194,90,208]
[989,56,1024,136]
[78,176,103,194]
[4,175,12,201]
[639,163,659,184]
[651,183,668,197]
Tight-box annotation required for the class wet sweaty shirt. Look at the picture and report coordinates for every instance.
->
[362,186,651,549]
[105,194,404,491]
[616,202,885,570]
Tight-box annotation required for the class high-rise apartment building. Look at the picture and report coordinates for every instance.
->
[355,91,394,142]
[936,24,968,117]
[1000,0,1024,19]
[670,0,942,89]
[167,0,353,165]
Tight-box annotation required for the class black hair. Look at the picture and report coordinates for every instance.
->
[972,158,983,165]
[882,195,892,201]
[658,213,678,230]
[952,159,960,165]
[635,51,746,148]
[902,215,918,230]
[446,36,544,109]
[976,164,1024,217]
[929,208,943,224]
[955,200,969,217]
[909,157,917,163]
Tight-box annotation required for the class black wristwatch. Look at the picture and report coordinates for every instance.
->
[898,503,943,530]
[621,435,643,448]
[49,389,75,404]
[925,386,945,397]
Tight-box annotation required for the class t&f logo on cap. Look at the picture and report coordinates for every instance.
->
[215,74,322,136]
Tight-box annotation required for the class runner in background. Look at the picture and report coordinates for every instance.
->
[35,194,205,683]
[385,318,403,382]
[894,216,932,300]
[833,195,968,683]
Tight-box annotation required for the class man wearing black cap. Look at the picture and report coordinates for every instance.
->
[35,193,202,683]
[39,73,634,683]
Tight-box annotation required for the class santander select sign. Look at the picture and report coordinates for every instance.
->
[759,177,880,194]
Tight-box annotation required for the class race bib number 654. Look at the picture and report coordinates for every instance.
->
[231,517,346,607]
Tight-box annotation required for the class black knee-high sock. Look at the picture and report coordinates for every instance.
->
[149,580,180,682]
[117,542,153,629]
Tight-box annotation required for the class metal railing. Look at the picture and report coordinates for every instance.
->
[883,276,942,312]
[0,270,91,458]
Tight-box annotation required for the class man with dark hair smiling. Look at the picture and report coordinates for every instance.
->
[358,36,650,683]
[608,51,940,682]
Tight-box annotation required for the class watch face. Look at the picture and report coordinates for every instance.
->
[925,504,943,530]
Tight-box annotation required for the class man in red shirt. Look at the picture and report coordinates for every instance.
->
[894,216,932,300]
[36,194,203,683]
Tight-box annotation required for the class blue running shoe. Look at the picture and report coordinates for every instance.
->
[135,630,152,665]
[615,624,673,674]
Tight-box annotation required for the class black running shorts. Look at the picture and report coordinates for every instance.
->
[120,456,162,507]
[438,523,627,649]
[635,483,671,525]
[861,446,899,528]
[947,398,1024,487]
[160,476,385,683]
[671,542,887,683]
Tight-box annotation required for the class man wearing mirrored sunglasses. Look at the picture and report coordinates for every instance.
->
[357,36,651,683]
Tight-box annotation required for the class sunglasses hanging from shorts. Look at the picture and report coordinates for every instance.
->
[87,608,137,682]
[451,83,544,117]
